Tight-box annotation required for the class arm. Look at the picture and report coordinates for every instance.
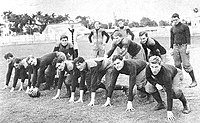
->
[5,63,13,85]
[12,68,20,88]
[170,28,174,49]
[164,77,173,111]
[142,44,148,61]
[127,66,137,102]
[185,25,191,45]
[35,66,46,88]
[31,67,38,87]
[102,31,110,43]
[107,69,119,98]
[88,32,93,43]
[106,42,117,58]
[126,29,134,40]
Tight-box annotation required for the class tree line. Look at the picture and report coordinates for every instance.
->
[1,11,171,35]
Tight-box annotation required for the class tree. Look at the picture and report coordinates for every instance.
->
[75,16,90,28]
[159,20,170,26]
[128,21,139,28]
[140,17,158,27]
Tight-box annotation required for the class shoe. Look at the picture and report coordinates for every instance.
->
[10,87,14,92]
[188,81,197,88]
[122,86,128,96]
[182,103,191,114]
[64,91,71,98]
[152,101,166,111]
[41,85,50,91]
[2,85,8,90]
[144,94,154,104]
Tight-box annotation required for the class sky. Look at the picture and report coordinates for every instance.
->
[0,0,200,23]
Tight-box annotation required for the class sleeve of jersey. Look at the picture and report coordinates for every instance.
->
[6,63,13,85]
[88,32,93,43]
[127,65,137,101]
[79,72,86,90]
[185,25,191,45]
[102,31,110,43]
[170,28,174,48]
[164,76,173,111]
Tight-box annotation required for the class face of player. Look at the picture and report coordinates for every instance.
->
[94,22,100,29]
[76,62,86,71]
[60,38,68,46]
[149,63,161,75]
[113,59,124,71]
[139,34,148,44]
[69,21,74,29]
[56,62,65,71]
[14,63,20,69]
[118,21,124,28]
[28,57,37,66]
[171,17,180,25]
[112,36,121,44]
[6,57,14,63]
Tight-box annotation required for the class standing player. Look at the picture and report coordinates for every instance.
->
[11,58,32,92]
[139,31,166,62]
[146,56,191,121]
[170,13,197,87]
[66,20,84,59]
[103,55,153,110]
[88,21,110,58]
[53,34,74,60]
[114,19,135,40]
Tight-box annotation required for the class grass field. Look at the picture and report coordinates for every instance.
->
[0,36,200,123]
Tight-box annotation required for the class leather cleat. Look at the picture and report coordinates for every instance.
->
[152,101,166,111]
[188,81,197,88]
[182,103,191,114]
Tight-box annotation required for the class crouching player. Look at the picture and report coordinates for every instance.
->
[12,58,32,92]
[146,56,190,121]
[103,55,153,111]
[26,52,66,97]
[52,60,83,99]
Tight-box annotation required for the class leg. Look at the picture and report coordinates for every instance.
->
[173,46,182,69]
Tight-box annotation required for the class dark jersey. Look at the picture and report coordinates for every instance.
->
[170,22,191,48]
[107,38,141,58]
[53,43,74,59]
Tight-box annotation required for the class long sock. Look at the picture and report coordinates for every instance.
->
[151,91,163,104]
[189,70,196,81]
[65,84,71,94]
[178,93,187,107]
